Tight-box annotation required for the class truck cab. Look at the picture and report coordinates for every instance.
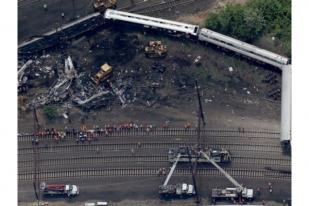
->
[241,188,254,199]
[177,183,195,196]
[66,184,79,196]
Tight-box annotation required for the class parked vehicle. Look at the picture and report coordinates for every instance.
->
[40,182,79,197]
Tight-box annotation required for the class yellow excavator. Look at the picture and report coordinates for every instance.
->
[91,63,113,85]
[93,0,117,12]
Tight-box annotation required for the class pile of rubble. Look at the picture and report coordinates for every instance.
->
[18,34,220,113]
[18,53,157,111]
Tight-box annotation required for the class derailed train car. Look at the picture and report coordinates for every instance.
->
[197,28,289,67]
[103,9,199,37]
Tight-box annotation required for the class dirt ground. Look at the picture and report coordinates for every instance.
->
[177,0,249,25]
[18,27,281,132]
[18,0,282,133]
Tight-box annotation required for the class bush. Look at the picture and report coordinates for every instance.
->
[43,105,57,120]
[205,0,291,56]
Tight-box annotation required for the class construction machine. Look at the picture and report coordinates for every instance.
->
[91,63,112,85]
[94,0,117,12]
[158,153,196,199]
[40,182,79,197]
[199,151,254,203]
[190,81,253,203]
[144,41,167,58]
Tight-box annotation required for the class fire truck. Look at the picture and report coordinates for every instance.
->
[40,182,79,197]
[159,154,196,199]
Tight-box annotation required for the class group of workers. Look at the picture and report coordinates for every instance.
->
[28,121,196,144]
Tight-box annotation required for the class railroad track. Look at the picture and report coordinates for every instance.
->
[129,0,195,14]
[18,167,291,182]
[18,154,291,172]
[18,0,57,8]
[18,142,283,155]
[18,146,290,161]
[18,129,280,142]
[18,137,280,151]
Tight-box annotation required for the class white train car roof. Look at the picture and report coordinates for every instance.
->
[104,9,199,35]
[199,28,289,65]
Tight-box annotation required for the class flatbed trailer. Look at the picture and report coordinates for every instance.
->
[168,147,231,164]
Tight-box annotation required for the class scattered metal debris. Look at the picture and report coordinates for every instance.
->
[193,56,201,65]
[18,60,33,93]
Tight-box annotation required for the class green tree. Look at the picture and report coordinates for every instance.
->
[205,0,291,56]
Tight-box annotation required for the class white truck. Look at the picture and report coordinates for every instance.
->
[212,187,254,202]
[85,201,108,206]
[159,183,195,199]
[159,153,196,199]
[199,151,254,203]
[40,182,79,197]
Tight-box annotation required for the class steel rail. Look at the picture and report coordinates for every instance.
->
[18,138,280,151]
[18,148,291,163]
[18,142,283,155]
[18,168,291,181]
[129,0,195,14]
[18,129,280,142]
[18,153,290,169]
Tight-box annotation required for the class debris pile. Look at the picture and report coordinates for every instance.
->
[145,41,167,58]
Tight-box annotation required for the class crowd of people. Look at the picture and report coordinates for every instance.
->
[26,121,196,144]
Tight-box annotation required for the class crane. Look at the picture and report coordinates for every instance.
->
[200,151,241,189]
[163,153,181,186]
[159,153,196,199]
[199,151,254,202]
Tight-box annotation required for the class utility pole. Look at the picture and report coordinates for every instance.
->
[192,80,206,205]
[195,80,205,148]
[32,105,41,206]
[187,147,200,204]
